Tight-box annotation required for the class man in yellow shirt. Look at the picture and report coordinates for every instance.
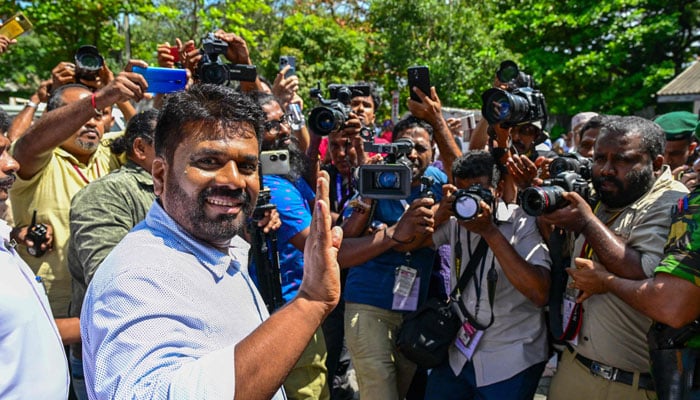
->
[10,60,148,319]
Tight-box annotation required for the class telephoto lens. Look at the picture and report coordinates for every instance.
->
[520,185,566,217]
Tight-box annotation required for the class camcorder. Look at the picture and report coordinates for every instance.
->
[197,33,257,85]
[74,45,104,82]
[357,138,414,199]
[452,184,495,221]
[308,83,372,138]
[481,60,548,128]
[520,171,591,216]
[26,210,48,257]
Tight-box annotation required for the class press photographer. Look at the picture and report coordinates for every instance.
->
[417,150,552,399]
[540,116,689,400]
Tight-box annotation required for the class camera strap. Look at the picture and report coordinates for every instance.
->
[452,234,495,331]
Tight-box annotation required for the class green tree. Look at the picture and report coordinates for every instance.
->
[495,0,700,116]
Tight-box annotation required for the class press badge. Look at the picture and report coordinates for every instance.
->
[455,320,483,360]
[392,266,419,311]
[562,286,580,345]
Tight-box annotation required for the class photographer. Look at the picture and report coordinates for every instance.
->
[422,150,551,399]
[654,111,699,184]
[336,115,447,400]
[539,116,689,400]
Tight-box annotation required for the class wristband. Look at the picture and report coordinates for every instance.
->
[25,101,38,109]
[91,93,103,117]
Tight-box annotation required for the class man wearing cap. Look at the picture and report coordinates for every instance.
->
[654,111,699,173]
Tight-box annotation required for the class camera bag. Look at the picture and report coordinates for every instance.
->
[396,238,488,368]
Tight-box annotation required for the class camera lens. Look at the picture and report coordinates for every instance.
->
[309,106,344,136]
[278,153,288,161]
[375,171,400,189]
[520,185,565,216]
[202,64,228,85]
[481,88,530,126]
[269,154,278,161]
[497,61,519,83]
[453,194,480,220]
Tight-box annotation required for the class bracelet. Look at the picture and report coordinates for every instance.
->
[25,101,38,109]
[91,93,103,117]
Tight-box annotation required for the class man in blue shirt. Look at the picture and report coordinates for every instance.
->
[80,84,343,399]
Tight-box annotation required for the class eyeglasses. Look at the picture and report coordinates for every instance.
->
[263,114,291,132]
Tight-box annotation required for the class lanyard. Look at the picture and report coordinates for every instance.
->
[72,162,100,185]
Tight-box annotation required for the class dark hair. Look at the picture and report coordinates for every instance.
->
[452,150,500,187]
[47,83,91,112]
[111,108,159,157]
[246,90,278,110]
[578,115,604,142]
[599,115,665,160]
[155,84,265,164]
[392,115,433,142]
[0,108,10,133]
[354,81,380,111]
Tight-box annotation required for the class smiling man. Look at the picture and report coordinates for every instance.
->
[81,84,343,400]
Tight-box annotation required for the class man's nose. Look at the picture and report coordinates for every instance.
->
[0,152,19,175]
[216,161,246,188]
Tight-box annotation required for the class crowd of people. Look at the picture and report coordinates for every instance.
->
[1,25,699,400]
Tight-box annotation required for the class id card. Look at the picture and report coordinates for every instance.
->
[562,287,580,345]
[454,320,483,360]
[392,266,419,311]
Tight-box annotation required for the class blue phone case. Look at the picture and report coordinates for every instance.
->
[132,66,187,94]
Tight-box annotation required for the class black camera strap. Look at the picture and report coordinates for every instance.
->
[451,233,494,330]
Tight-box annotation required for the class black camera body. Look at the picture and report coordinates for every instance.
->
[496,60,534,90]
[481,86,548,128]
[308,84,371,136]
[26,210,48,257]
[549,153,592,180]
[453,184,495,221]
[357,138,414,199]
[520,171,590,216]
[197,33,257,85]
[74,45,104,82]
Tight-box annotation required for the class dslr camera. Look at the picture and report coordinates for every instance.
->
[452,184,495,221]
[357,138,414,199]
[481,60,548,128]
[197,33,257,85]
[520,171,591,216]
[74,45,104,81]
[308,83,372,138]
[549,153,593,180]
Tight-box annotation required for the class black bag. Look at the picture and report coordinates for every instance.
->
[396,238,488,368]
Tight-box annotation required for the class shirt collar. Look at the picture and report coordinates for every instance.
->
[123,160,154,187]
[144,201,250,280]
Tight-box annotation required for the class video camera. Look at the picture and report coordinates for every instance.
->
[357,138,414,199]
[74,45,104,82]
[452,184,496,221]
[308,83,372,138]
[197,33,257,85]
[481,60,548,128]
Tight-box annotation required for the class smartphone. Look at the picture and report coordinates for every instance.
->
[407,66,430,103]
[279,56,296,79]
[169,46,180,63]
[261,150,291,176]
[132,66,187,94]
[0,12,33,40]
[460,114,476,142]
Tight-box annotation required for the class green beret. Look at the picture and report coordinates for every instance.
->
[654,111,699,141]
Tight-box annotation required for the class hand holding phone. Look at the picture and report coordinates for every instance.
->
[132,66,187,94]
[0,12,33,40]
[407,65,430,103]
[279,56,296,79]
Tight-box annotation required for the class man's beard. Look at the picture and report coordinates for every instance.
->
[265,135,307,182]
[166,178,253,244]
[592,165,654,209]
[76,138,99,152]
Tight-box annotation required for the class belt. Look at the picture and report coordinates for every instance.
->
[569,348,655,391]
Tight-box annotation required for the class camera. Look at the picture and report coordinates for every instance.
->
[197,33,257,85]
[308,84,371,136]
[74,45,104,81]
[357,138,414,199]
[260,150,291,176]
[520,171,590,216]
[26,210,48,257]
[549,153,592,180]
[496,60,534,90]
[481,86,548,128]
[452,184,495,220]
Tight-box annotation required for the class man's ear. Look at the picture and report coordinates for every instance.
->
[152,157,166,197]
[653,154,664,171]
[689,142,698,156]
[132,137,148,162]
